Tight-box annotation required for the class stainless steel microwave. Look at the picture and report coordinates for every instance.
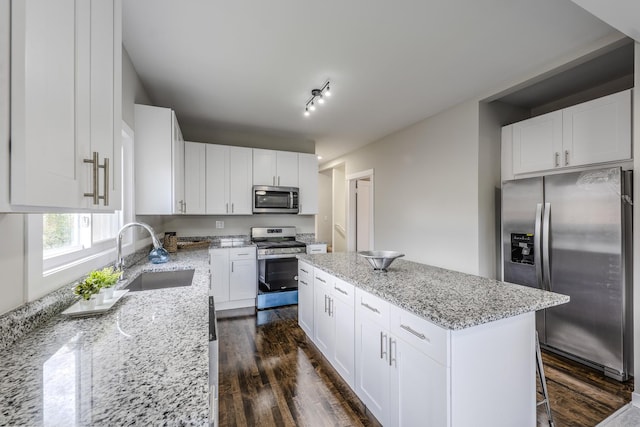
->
[252,186,299,214]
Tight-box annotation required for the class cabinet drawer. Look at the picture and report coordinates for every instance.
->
[390,305,449,366]
[332,277,354,305]
[298,261,313,287]
[313,268,334,290]
[306,244,327,254]
[229,247,256,261]
[356,288,389,327]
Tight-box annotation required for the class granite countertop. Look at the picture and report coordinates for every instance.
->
[298,252,569,330]
[0,249,210,426]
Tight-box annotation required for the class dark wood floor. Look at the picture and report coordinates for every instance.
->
[218,306,632,427]
[537,350,633,426]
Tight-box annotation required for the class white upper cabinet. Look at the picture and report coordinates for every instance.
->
[507,89,631,178]
[134,105,185,215]
[298,153,318,214]
[184,142,206,214]
[253,149,299,187]
[511,111,563,175]
[205,144,252,215]
[562,90,631,167]
[9,0,122,211]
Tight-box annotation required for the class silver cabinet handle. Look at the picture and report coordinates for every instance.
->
[564,150,569,166]
[328,297,333,317]
[100,157,109,206]
[226,203,229,213]
[183,201,186,213]
[316,276,326,283]
[278,176,281,186]
[299,279,307,286]
[272,176,275,186]
[554,152,560,167]
[83,152,100,204]
[231,261,234,273]
[236,253,249,256]
[232,203,234,213]
[361,302,380,314]
[300,268,308,274]
[400,324,428,341]
[324,294,328,313]
[334,286,348,296]
[389,337,396,366]
[380,331,387,360]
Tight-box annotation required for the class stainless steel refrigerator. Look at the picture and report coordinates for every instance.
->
[502,166,633,381]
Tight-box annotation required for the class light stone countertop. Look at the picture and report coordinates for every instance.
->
[298,252,569,330]
[0,249,210,426]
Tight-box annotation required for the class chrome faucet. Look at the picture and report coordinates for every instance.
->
[115,222,163,276]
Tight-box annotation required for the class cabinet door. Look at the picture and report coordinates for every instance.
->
[390,338,449,427]
[205,144,229,214]
[298,153,318,214]
[314,286,333,355]
[355,319,390,425]
[297,262,314,337]
[10,0,85,209]
[276,151,299,187]
[229,259,257,301]
[210,250,230,303]
[172,112,185,214]
[562,89,631,167]
[332,295,355,388]
[512,111,562,174]
[228,146,253,214]
[253,149,277,186]
[184,142,206,214]
[89,0,121,211]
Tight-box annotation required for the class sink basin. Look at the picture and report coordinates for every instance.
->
[125,269,195,292]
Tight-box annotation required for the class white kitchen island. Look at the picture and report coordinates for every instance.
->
[297,253,569,427]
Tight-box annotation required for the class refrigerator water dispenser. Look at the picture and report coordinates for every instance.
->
[510,233,534,265]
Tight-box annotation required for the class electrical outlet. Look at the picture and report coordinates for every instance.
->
[216,221,224,229]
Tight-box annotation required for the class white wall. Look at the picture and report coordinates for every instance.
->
[161,214,315,237]
[316,169,333,244]
[122,47,151,129]
[632,41,640,403]
[325,100,483,275]
[332,165,347,252]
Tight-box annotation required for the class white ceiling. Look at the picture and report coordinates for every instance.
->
[122,0,618,162]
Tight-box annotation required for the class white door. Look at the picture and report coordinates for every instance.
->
[205,144,229,214]
[332,296,355,387]
[171,112,185,214]
[184,142,206,214]
[562,89,631,167]
[314,286,333,356]
[390,337,449,427]
[228,146,253,214]
[297,265,314,337]
[210,250,230,303]
[512,110,563,174]
[11,0,85,208]
[276,151,299,187]
[356,179,372,251]
[229,259,256,300]
[356,320,389,425]
[253,148,276,186]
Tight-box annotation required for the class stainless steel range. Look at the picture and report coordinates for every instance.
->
[252,226,306,309]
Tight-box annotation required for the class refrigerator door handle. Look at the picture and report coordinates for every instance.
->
[542,202,551,291]
[534,203,544,289]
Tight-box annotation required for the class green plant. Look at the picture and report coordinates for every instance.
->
[86,266,121,289]
[73,279,99,301]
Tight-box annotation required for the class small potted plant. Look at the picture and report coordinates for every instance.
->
[87,266,122,300]
[74,279,100,310]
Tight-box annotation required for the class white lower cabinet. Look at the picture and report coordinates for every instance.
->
[309,267,356,388]
[297,262,314,337]
[209,247,257,310]
[303,266,535,427]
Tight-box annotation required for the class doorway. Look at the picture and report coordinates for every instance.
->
[347,169,374,252]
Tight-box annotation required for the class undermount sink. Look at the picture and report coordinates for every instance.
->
[125,269,195,292]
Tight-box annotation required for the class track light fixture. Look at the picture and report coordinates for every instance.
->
[303,80,331,117]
